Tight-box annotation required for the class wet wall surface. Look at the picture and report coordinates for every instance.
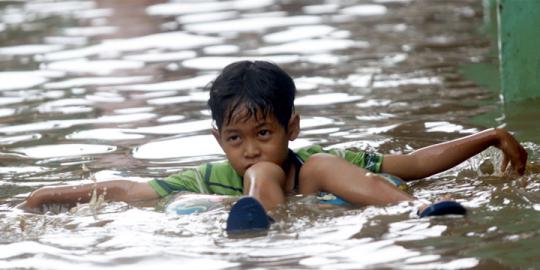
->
[1,0,539,269]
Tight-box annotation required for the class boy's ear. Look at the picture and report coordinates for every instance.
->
[211,128,223,148]
[287,113,300,141]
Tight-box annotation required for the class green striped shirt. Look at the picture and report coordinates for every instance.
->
[148,145,383,197]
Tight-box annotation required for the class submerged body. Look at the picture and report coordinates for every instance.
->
[165,173,410,215]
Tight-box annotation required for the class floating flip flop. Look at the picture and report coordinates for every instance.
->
[317,192,350,206]
[419,201,467,218]
[226,197,273,234]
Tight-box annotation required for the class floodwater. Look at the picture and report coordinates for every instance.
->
[1,0,539,269]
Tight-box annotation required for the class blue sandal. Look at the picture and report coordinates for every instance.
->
[226,197,273,234]
[419,201,467,218]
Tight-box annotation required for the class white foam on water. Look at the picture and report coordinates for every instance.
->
[67,128,145,141]
[134,119,212,135]
[43,32,222,61]
[38,105,93,115]
[0,166,49,174]
[182,56,300,70]
[402,258,479,270]
[63,26,117,37]
[133,135,221,159]
[45,59,145,75]
[157,115,186,123]
[301,127,341,135]
[117,74,216,91]
[147,0,274,16]
[0,108,15,118]
[342,74,373,88]
[356,99,392,108]
[203,45,239,55]
[94,113,157,124]
[324,239,420,267]
[0,71,65,91]
[25,1,96,15]
[365,124,400,134]
[44,76,152,89]
[300,117,336,129]
[185,16,321,34]
[386,220,447,241]
[38,98,94,108]
[295,93,362,106]
[0,113,156,134]
[341,4,388,16]
[264,25,335,43]
[37,98,95,114]
[304,53,344,64]
[124,51,196,63]
[44,36,88,46]
[295,76,336,91]
[375,23,408,33]
[147,91,208,105]
[372,76,442,88]
[73,8,113,20]
[425,121,477,134]
[374,0,411,3]
[382,53,408,66]
[177,11,238,24]
[302,4,340,14]
[0,133,41,145]
[114,107,154,114]
[0,97,25,106]
[133,134,314,160]
[258,39,367,54]
[85,93,125,103]
[13,144,117,159]
[0,44,64,55]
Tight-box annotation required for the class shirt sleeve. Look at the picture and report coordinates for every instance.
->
[148,165,210,197]
[328,148,384,173]
[296,145,384,173]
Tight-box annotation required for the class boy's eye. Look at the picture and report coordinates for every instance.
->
[258,129,271,137]
[226,135,240,142]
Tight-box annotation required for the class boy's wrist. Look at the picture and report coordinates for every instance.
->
[492,128,509,146]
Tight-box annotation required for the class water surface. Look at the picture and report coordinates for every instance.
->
[1,0,539,269]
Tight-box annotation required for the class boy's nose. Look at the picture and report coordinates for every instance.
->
[243,140,261,159]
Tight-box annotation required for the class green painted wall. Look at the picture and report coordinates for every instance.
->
[498,0,540,102]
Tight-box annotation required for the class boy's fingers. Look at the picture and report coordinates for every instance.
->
[514,150,528,175]
[500,155,509,173]
[507,145,528,175]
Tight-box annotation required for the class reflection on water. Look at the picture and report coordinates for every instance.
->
[1,0,539,269]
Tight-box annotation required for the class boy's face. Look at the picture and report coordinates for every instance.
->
[212,106,300,176]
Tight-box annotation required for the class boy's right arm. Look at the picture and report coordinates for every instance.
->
[381,128,527,180]
[18,180,159,211]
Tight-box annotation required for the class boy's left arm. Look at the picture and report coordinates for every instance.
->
[381,128,528,181]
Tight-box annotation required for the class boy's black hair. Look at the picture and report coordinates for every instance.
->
[208,61,296,130]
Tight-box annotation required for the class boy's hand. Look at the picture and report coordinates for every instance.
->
[494,128,528,175]
[15,190,44,212]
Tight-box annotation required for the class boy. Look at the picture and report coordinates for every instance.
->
[18,61,528,233]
